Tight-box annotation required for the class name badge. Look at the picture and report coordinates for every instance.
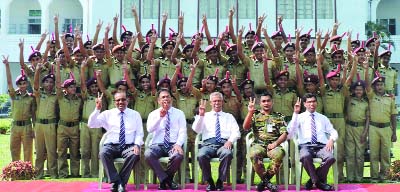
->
[267,124,273,132]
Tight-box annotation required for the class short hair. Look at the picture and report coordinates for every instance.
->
[260,91,273,99]
[209,92,223,101]
[156,88,172,98]
[302,93,317,103]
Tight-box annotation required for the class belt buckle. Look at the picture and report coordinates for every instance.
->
[43,119,49,124]
[66,122,73,127]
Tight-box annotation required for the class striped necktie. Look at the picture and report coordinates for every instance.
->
[119,111,126,150]
[215,112,222,143]
[163,111,171,148]
[311,113,317,144]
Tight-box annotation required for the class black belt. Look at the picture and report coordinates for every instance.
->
[186,119,194,124]
[37,118,57,124]
[253,140,274,145]
[59,120,80,127]
[14,120,32,126]
[325,113,344,118]
[142,119,147,123]
[81,118,88,123]
[284,116,292,122]
[346,120,365,127]
[370,121,391,128]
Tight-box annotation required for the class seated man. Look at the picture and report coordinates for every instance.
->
[145,88,187,190]
[243,92,287,192]
[88,92,143,192]
[192,92,241,191]
[287,93,338,191]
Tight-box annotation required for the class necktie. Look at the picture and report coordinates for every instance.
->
[119,111,126,150]
[311,113,317,144]
[215,113,222,143]
[163,111,171,148]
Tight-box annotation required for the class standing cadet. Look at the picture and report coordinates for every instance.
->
[365,66,397,182]
[171,61,201,183]
[55,58,83,178]
[3,56,35,162]
[80,60,104,178]
[147,33,177,81]
[248,40,267,94]
[374,40,397,95]
[243,93,287,192]
[32,63,58,179]
[345,60,369,183]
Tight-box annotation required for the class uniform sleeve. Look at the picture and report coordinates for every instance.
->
[390,98,397,115]
[278,115,288,135]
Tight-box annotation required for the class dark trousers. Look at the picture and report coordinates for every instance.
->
[299,143,335,184]
[99,144,140,185]
[198,138,233,182]
[144,143,184,182]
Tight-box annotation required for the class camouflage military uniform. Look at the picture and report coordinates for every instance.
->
[249,111,287,179]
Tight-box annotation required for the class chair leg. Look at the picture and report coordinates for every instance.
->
[295,163,302,192]
[194,158,198,190]
[246,159,252,191]
[98,161,103,189]
[334,161,338,191]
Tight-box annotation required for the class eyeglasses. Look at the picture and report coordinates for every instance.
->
[114,98,127,102]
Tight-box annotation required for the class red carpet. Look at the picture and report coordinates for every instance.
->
[1,181,399,191]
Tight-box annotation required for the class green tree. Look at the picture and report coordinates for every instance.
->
[365,21,394,49]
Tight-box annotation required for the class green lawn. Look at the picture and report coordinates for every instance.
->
[0,122,399,184]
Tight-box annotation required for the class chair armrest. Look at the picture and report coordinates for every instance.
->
[245,132,254,155]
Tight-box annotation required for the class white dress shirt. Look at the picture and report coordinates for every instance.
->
[192,111,241,143]
[88,108,144,146]
[147,107,187,146]
[287,111,338,145]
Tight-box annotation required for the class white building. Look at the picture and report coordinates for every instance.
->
[0,0,399,94]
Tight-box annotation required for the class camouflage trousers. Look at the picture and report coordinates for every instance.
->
[249,143,285,180]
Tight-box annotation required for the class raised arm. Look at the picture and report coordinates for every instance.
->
[178,12,186,47]
[228,7,237,44]
[231,76,242,102]
[112,14,119,45]
[202,15,213,45]
[161,12,168,44]
[54,14,61,49]
[294,54,304,93]
[186,60,197,92]
[373,38,380,69]
[92,19,103,45]
[76,33,88,57]
[55,58,62,97]
[262,26,279,58]
[263,54,273,93]
[171,33,182,64]
[96,70,107,95]
[132,6,144,43]
[104,23,112,59]
[123,60,136,94]
[364,58,371,93]
[243,97,256,130]
[126,34,138,64]
[316,29,322,51]
[345,58,357,86]
[146,33,157,61]
[191,34,202,61]
[35,31,48,51]
[237,26,246,61]
[316,51,325,89]
[170,61,181,92]
[80,59,88,93]
[42,40,51,63]
[18,39,26,68]
[347,30,353,55]
[2,56,13,92]
[256,14,266,39]
[277,16,288,44]
[321,30,331,51]
[295,28,302,53]
[332,22,340,37]
[150,60,157,95]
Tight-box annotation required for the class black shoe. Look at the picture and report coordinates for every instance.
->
[256,181,265,192]
[168,180,179,190]
[264,179,278,192]
[158,179,168,190]
[206,179,216,191]
[305,179,313,190]
[117,184,126,192]
[316,181,334,191]
[110,183,118,192]
[215,179,224,191]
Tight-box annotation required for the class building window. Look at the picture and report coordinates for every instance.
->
[28,10,41,34]
[199,0,217,19]
[123,0,140,18]
[297,0,313,19]
[277,0,294,19]
[219,0,236,19]
[161,0,178,19]
[63,19,83,33]
[317,0,333,19]
[143,0,159,19]
[238,0,255,19]
[379,19,396,35]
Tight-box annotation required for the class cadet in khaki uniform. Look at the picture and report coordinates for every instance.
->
[171,62,201,182]
[365,66,397,182]
[79,60,105,178]
[133,73,157,184]
[3,56,35,162]
[345,77,369,182]
[248,41,268,94]
[352,42,374,82]
[146,33,176,81]
[243,93,287,192]
[374,40,397,95]
[218,72,244,182]
[193,40,228,81]
[32,63,58,179]
[319,52,352,182]
[55,58,83,178]
[87,43,112,89]
[200,74,219,112]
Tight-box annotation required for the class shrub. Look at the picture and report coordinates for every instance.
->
[1,160,36,181]
[0,118,11,134]
[387,160,400,181]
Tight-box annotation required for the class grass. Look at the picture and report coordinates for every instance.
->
[0,124,399,185]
